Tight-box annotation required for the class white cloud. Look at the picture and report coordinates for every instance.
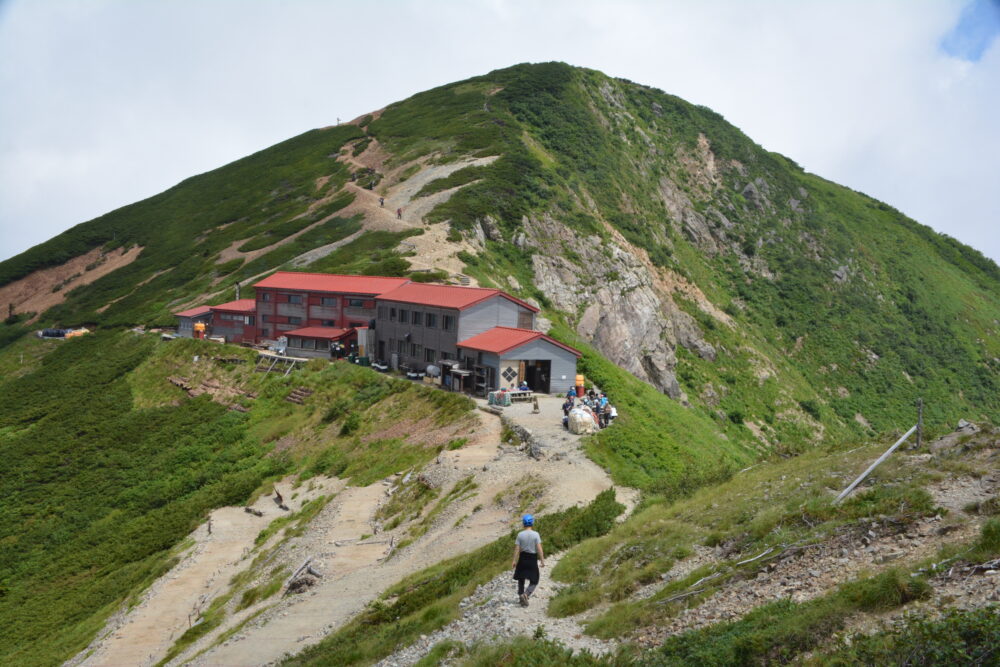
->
[1,0,997,264]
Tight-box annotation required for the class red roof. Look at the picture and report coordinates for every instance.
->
[377,283,539,312]
[457,327,580,357]
[211,299,257,313]
[174,305,213,318]
[253,271,410,295]
[284,327,352,340]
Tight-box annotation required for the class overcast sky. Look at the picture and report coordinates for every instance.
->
[1,0,998,264]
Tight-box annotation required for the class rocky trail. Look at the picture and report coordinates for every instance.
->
[70,395,635,667]
[376,551,617,667]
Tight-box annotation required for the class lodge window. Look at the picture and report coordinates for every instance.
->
[412,311,423,326]
[246,316,255,325]
[347,298,365,307]
[262,315,271,323]
[288,316,302,325]
[411,343,422,358]
[288,337,300,348]
[440,351,453,361]
[261,293,271,302]
[348,321,365,328]
[396,339,406,354]
[321,297,337,306]
[443,315,454,331]
[302,339,316,350]
[286,294,303,305]
[321,319,336,327]
[425,313,437,328]
[378,306,386,319]
[425,348,436,363]
[399,310,409,324]
[390,307,397,321]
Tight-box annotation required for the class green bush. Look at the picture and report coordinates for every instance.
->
[340,411,361,435]
[820,605,1000,666]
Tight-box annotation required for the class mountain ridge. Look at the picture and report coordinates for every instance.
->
[2,61,1000,666]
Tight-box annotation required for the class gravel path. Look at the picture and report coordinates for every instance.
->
[376,552,614,666]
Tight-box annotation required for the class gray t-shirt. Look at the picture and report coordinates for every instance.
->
[515,529,541,554]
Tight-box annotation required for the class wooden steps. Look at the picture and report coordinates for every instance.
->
[285,387,314,405]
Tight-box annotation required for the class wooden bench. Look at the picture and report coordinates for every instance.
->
[508,390,534,403]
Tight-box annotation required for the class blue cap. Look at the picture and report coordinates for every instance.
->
[522,514,534,526]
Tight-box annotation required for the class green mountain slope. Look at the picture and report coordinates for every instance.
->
[2,62,1000,665]
[3,63,999,488]
[0,334,473,665]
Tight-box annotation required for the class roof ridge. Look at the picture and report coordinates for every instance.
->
[269,270,409,280]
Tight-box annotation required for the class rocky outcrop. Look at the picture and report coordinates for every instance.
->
[525,214,716,399]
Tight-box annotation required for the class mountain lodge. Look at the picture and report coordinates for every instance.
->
[174,272,579,395]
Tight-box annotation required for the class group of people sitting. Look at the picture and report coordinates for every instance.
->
[562,387,616,430]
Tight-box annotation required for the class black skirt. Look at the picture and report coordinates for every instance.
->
[513,551,539,583]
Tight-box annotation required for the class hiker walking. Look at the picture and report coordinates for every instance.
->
[512,514,544,606]
[396,207,402,220]
[379,196,384,207]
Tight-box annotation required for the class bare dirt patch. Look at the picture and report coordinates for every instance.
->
[0,245,143,322]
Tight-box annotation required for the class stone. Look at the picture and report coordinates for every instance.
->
[480,215,503,242]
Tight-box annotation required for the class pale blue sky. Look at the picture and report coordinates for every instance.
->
[1,0,998,263]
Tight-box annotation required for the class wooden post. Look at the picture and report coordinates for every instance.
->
[834,424,918,504]
[916,398,924,449]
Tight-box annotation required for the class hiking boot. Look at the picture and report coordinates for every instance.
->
[519,593,528,607]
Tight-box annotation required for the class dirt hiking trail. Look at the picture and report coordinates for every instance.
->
[70,396,635,667]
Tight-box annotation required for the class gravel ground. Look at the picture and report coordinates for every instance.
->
[376,552,615,666]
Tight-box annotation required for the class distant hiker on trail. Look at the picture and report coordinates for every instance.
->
[379,196,384,207]
[512,514,544,607]
[396,207,402,219]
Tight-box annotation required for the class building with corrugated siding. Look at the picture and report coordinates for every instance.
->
[456,326,581,395]
[252,272,409,340]
[283,326,355,358]
[372,283,538,375]
[176,272,578,394]
[209,299,257,343]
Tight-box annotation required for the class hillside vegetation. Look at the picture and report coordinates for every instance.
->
[1,62,999,664]
[1,63,997,474]
[0,334,472,666]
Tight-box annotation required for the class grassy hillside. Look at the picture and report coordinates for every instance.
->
[0,62,998,665]
[0,334,472,666]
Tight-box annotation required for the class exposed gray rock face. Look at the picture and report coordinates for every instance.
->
[660,177,718,254]
[478,216,503,242]
[525,214,716,399]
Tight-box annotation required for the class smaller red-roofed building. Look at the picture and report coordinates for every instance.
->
[283,326,355,359]
[456,327,580,394]
[210,299,257,343]
[174,304,214,338]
